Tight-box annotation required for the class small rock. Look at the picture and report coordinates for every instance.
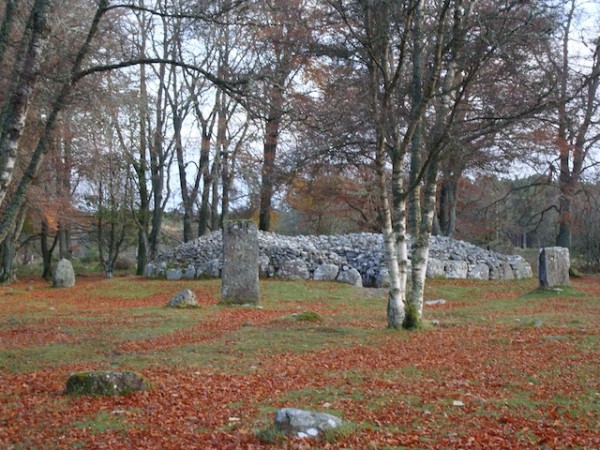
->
[425,299,447,306]
[453,400,464,407]
[275,408,342,438]
[166,289,198,308]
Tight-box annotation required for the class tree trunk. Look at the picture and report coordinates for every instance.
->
[0,0,51,209]
[58,225,71,260]
[407,159,438,322]
[407,0,423,236]
[259,116,279,231]
[0,205,24,283]
[41,219,57,280]
[259,82,284,232]
[0,1,108,246]
[0,0,19,68]
[556,174,573,248]
[379,145,405,329]
[197,126,212,236]
[438,174,457,237]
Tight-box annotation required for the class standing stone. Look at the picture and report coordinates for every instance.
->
[53,258,75,288]
[221,220,260,305]
[539,247,570,287]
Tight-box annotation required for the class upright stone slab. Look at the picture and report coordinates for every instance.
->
[53,258,75,288]
[221,220,260,304]
[538,247,570,287]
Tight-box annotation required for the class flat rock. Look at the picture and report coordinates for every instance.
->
[274,408,342,438]
[66,371,149,396]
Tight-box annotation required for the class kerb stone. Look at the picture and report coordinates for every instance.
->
[221,220,260,305]
[538,247,570,287]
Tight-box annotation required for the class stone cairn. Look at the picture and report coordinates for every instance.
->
[220,220,260,304]
[146,231,533,288]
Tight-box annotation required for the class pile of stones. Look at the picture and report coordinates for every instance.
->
[146,231,532,288]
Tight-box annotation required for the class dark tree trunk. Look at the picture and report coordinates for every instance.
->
[197,130,212,236]
[259,116,279,231]
[41,219,57,280]
[438,176,457,238]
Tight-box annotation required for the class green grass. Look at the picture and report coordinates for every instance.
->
[0,343,105,372]
[2,274,599,448]
[72,410,133,434]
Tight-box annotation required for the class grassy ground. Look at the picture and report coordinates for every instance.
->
[0,274,598,448]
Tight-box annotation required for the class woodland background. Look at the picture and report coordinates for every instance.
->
[1,0,600,282]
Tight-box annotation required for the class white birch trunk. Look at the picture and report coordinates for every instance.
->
[0,0,50,208]
[408,164,438,317]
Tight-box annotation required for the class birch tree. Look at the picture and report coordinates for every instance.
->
[329,0,554,328]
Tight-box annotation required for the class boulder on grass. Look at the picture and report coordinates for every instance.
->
[276,259,310,280]
[167,289,198,308]
[53,258,75,288]
[337,268,363,287]
[313,263,339,281]
[66,371,149,396]
[274,408,342,439]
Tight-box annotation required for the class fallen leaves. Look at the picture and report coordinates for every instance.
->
[0,275,599,448]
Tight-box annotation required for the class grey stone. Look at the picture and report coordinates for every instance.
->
[221,220,260,305]
[144,263,157,278]
[425,299,447,305]
[375,269,390,288]
[500,262,515,280]
[538,247,570,287]
[426,258,446,279]
[148,230,533,285]
[313,263,339,281]
[276,259,310,280]
[510,256,533,279]
[183,264,196,279]
[337,267,363,287]
[274,408,342,438]
[66,370,149,396]
[202,259,221,278]
[467,263,490,280]
[488,265,500,280]
[52,258,75,288]
[167,289,198,308]
[445,261,468,279]
[258,255,273,278]
[166,268,182,280]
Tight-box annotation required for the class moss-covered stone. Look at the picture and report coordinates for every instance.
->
[66,370,150,396]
